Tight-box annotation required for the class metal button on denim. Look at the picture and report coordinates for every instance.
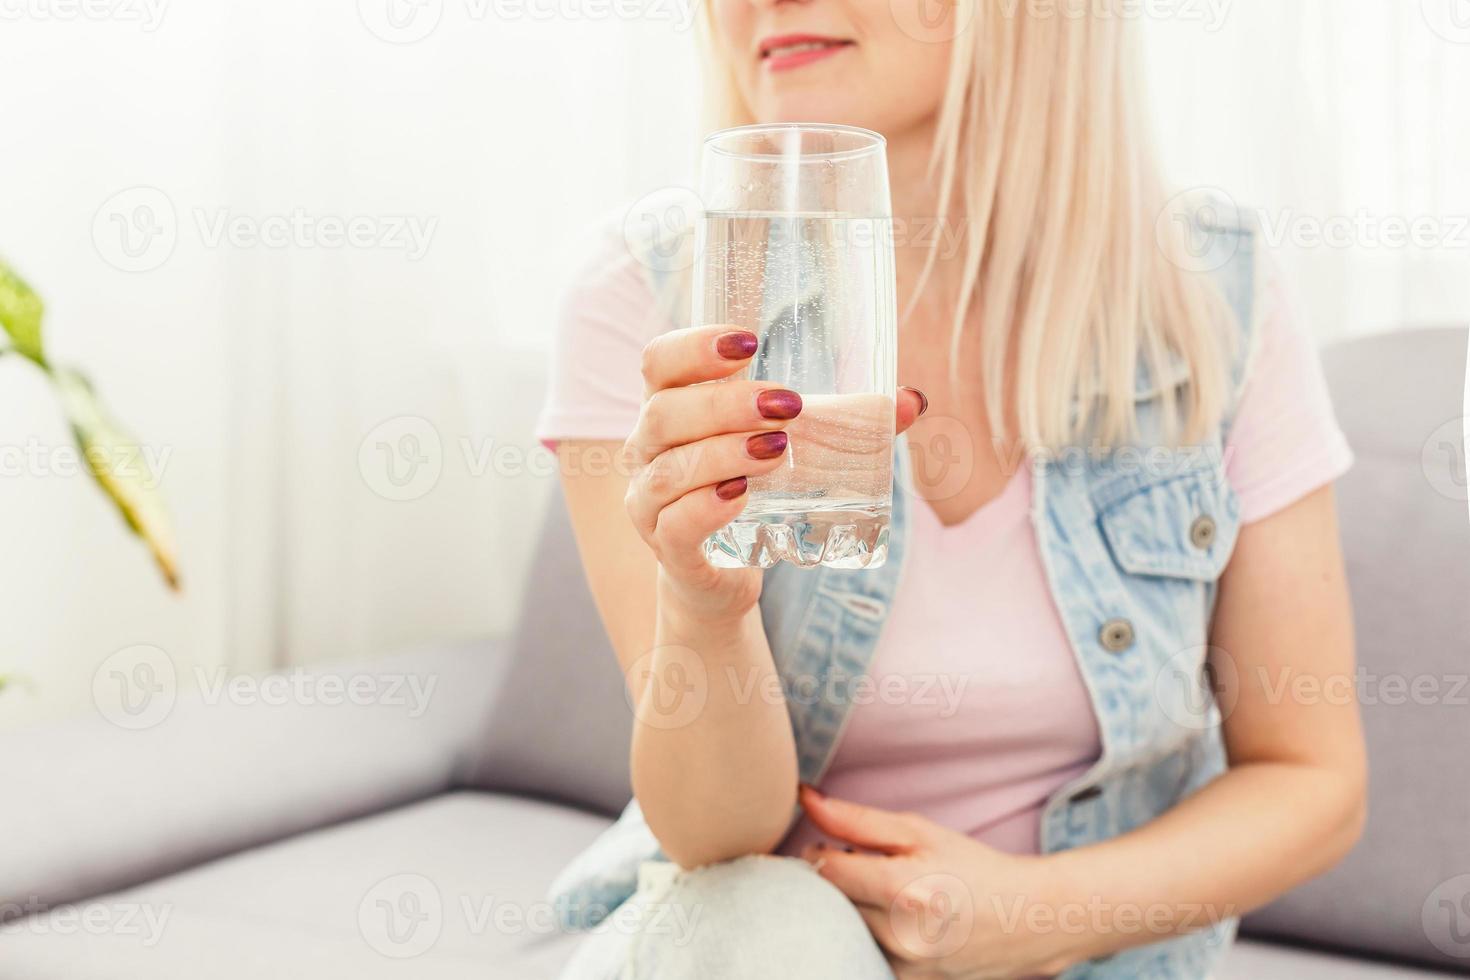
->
[1189,514,1217,550]
[1099,618,1135,653]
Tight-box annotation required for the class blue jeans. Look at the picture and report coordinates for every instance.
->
[558,855,894,979]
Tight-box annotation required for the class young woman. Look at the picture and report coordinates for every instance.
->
[537,2,1367,977]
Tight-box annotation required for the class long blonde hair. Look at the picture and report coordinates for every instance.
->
[696,1,1233,450]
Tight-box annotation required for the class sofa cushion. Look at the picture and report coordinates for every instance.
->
[460,484,634,818]
[1225,940,1467,979]
[1,792,610,979]
[1242,327,1470,973]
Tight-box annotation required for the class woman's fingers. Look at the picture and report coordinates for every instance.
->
[640,324,761,396]
[799,784,925,854]
[628,380,802,463]
[802,845,899,908]
[646,477,753,578]
[626,430,790,539]
[895,385,929,436]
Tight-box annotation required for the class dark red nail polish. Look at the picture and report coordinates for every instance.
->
[715,477,748,501]
[746,431,788,460]
[716,331,759,360]
[756,389,802,420]
[902,385,929,418]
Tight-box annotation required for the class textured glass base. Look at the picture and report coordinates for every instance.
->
[704,504,890,570]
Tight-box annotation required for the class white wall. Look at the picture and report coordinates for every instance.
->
[1,2,1464,729]
[0,1,700,728]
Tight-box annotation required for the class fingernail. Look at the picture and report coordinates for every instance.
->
[901,385,929,418]
[716,331,759,360]
[757,389,802,420]
[746,431,788,460]
[715,477,748,501]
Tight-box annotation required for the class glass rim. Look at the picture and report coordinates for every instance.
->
[703,123,886,163]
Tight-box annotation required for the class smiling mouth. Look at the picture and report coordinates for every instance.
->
[759,35,855,72]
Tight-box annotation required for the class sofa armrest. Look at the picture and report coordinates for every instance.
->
[0,638,507,916]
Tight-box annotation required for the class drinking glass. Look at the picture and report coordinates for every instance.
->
[693,124,898,570]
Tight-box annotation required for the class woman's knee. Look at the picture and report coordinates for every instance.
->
[623,855,890,979]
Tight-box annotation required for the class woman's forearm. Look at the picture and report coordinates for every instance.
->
[629,590,799,869]
[1038,759,1367,969]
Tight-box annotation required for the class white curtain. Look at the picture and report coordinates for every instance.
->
[2,3,1463,727]
[1145,1,1470,339]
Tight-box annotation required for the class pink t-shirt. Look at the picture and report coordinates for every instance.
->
[536,217,1354,855]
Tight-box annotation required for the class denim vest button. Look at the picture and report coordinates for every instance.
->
[1099,618,1135,653]
[1189,514,1217,550]
[1069,785,1103,804]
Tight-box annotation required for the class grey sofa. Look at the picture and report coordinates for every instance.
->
[4,328,1468,979]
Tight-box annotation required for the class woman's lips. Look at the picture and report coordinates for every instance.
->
[759,35,854,73]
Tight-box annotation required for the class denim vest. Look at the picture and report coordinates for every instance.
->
[551,202,1261,979]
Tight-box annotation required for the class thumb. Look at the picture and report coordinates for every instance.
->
[799,784,925,854]
[894,386,929,436]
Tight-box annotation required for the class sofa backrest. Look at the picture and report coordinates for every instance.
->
[1242,326,1470,973]
[458,487,634,817]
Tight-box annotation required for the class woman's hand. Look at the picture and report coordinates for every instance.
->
[624,324,927,624]
[798,785,1083,980]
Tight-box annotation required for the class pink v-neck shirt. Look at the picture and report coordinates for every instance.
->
[536,219,1353,857]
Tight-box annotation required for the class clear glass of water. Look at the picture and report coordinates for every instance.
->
[694,124,898,570]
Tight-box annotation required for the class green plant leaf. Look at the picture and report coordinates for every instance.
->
[0,258,46,364]
[51,368,181,591]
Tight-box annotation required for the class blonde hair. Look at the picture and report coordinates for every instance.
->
[695,1,1233,450]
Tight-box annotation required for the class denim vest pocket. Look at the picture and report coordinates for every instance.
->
[1095,461,1238,584]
